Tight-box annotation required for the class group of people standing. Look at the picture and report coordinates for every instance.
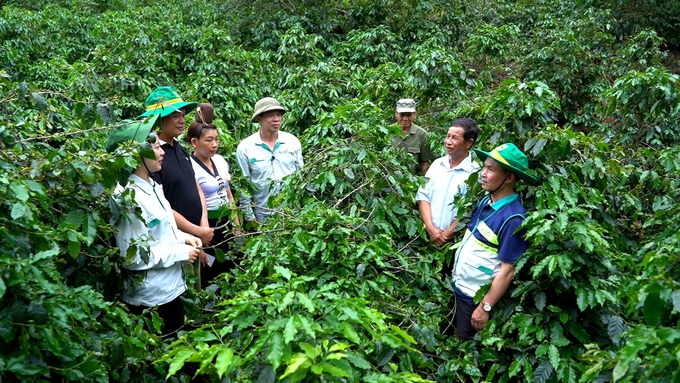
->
[107,86,302,335]
[107,89,538,341]
[392,98,537,340]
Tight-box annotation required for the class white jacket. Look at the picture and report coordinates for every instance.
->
[112,174,194,307]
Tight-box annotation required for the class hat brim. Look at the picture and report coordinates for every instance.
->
[396,108,416,113]
[138,101,198,118]
[251,105,287,122]
[105,114,161,153]
[474,148,538,183]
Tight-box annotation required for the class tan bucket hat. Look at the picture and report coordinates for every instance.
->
[251,97,287,122]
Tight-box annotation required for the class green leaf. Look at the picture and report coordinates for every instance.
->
[299,342,319,359]
[215,347,234,378]
[32,92,47,112]
[284,316,298,343]
[296,292,315,313]
[671,290,680,314]
[279,355,310,379]
[533,361,553,383]
[295,315,315,339]
[81,105,96,128]
[341,322,361,344]
[10,183,29,202]
[256,364,276,383]
[275,266,292,280]
[535,292,546,311]
[321,362,350,377]
[390,325,416,344]
[0,278,5,299]
[607,315,626,345]
[548,344,559,370]
[643,291,662,326]
[267,331,284,371]
[509,358,522,377]
[346,352,371,369]
[11,202,27,220]
[166,347,195,379]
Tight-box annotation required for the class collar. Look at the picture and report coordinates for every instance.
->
[407,123,418,135]
[440,153,475,171]
[158,137,178,146]
[128,174,158,195]
[488,193,519,211]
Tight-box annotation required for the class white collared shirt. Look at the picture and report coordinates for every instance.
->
[416,154,479,230]
[112,174,194,307]
[236,130,303,222]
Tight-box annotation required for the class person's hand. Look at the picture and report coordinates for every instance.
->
[471,305,490,331]
[187,246,200,264]
[195,225,214,245]
[234,229,245,250]
[425,226,447,247]
[199,250,208,267]
[185,236,202,248]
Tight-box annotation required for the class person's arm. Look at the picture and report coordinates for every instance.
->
[420,161,430,172]
[418,200,447,247]
[470,261,515,331]
[116,208,199,271]
[173,210,213,245]
[236,146,256,221]
[441,219,459,242]
[197,180,209,228]
[295,139,304,170]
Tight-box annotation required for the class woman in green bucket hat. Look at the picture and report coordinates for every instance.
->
[107,117,202,336]
[144,86,213,289]
[449,142,538,341]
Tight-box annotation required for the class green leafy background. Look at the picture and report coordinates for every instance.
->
[1,0,679,382]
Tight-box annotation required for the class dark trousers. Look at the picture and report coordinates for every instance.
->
[454,296,478,341]
[201,217,236,288]
[128,294,185,336]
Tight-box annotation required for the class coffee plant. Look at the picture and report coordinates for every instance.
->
[1,0,679,382]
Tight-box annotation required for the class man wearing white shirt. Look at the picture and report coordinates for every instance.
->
[237,97,304,223]
[416,118,481,246]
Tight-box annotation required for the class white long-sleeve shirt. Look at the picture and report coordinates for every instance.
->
[112,174,194,307]
[236,131,303,222]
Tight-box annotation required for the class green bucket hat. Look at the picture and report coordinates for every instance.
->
[474,143,538,183]
[105,114,160,153]
[138,86,198,118]
[251,97,286,122]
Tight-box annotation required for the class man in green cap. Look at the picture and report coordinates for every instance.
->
[107,117,202,335]
[236,97,303,223]
[142,86,212,286]
[450,142,538,340]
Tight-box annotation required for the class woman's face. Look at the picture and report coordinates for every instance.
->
[191,128,219,160]
[143,135,164,172]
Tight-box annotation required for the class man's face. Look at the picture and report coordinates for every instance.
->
[395,111,415,130]
[481,157,511,192]
[444,126,473,157]
[257,110,283,135]
[160,110,186,139]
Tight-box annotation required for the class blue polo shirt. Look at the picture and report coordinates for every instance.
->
[454,194,529,302]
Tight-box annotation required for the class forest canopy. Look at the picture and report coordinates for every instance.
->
[1,0,679,382]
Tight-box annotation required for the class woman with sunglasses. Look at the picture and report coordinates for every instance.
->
[187,103,242,287]
[107,117,202,336]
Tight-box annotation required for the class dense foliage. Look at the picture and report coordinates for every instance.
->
[1,0,679,382]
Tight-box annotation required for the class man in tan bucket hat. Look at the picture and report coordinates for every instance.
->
[236,97,304,222]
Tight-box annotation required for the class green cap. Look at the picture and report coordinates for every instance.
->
[474,143,538,183]
[105,114,160,153]
[138,86,198,118]
[251,97,286,122]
